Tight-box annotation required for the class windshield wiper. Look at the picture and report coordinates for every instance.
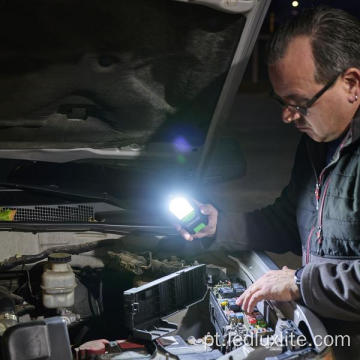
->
[0,182,124,208]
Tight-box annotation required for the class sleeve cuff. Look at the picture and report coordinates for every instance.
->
[299,263,315,308]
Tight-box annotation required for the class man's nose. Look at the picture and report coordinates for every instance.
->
[282,107,301,124]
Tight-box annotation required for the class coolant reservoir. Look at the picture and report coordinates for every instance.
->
[41,253,76,309]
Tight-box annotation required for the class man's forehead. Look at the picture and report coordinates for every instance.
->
[269,35,317,97]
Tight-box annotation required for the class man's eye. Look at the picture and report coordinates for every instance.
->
[299,100,310,106]
[294,97,310,106]
[287,101,306,109]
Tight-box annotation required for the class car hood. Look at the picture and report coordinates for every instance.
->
[0,0,269,149]
[0,0,270,215]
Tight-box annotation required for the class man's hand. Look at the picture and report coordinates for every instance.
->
[175,201,218,241]
[236,266,300,313]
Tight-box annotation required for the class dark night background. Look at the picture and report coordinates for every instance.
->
[239,0,360,91]
[270,0,360,22]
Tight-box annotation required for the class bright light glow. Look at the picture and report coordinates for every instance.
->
[169,197,194,220]
[173,136,191,153]
[292,1,299,7]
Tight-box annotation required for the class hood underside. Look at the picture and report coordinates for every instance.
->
[0,0,246,149]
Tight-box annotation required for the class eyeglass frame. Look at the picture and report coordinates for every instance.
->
[270,74,340,117]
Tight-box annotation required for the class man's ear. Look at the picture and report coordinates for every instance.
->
[342,67,360,102]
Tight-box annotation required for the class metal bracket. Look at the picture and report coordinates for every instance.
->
[130,302,139,314]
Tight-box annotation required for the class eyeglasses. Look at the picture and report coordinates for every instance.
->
[271,75,339,117]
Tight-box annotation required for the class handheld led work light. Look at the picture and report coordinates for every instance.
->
[169,196,207,234]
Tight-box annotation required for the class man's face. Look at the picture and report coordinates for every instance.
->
[269,36,354,142]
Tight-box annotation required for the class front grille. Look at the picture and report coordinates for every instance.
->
[3,204,95,222]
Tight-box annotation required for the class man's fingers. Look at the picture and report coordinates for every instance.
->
[192,230,208,239]
[236,285,253,306]
[236,268,300,313]
[238,286,265,313]
[195,204,218,238]
[178,227,193,241]
[238,284,258,312]
[199,204,215,215]
[236,295,243,306]
[193,224,217,239]
[246,291,265,313]
[241,291,252,313]
[173,201,218,241]
[174,224,193,241]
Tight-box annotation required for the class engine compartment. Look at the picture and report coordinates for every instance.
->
[0,232,330,359]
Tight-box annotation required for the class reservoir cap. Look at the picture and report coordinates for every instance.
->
[48,253,72,264]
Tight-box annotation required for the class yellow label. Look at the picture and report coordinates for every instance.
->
[0,209,16,221]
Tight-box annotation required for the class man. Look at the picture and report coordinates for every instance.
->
[176,6,360,358]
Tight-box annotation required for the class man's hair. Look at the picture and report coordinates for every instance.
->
[267,7,360,84]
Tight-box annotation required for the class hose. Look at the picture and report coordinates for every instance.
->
[0,238,118,271]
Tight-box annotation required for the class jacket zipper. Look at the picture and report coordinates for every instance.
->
[315,177,331,246]
[305,226,315,264]
[305,131,351,263]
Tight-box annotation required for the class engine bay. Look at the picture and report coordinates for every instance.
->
[0,236,329,360]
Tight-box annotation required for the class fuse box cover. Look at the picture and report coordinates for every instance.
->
[123,264,207,341]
